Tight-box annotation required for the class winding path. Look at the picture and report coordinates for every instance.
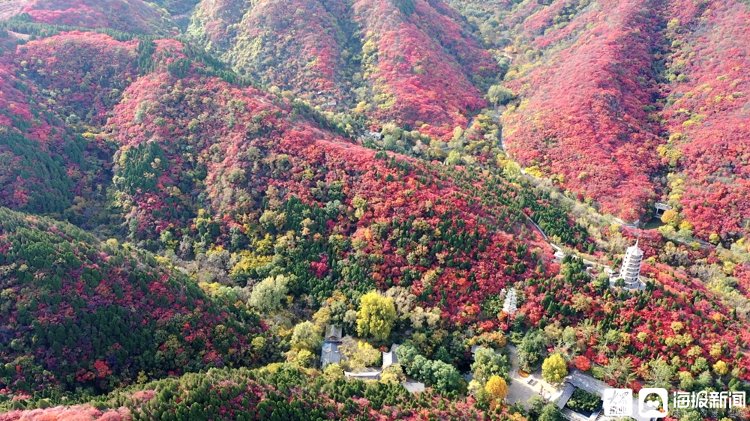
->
[522,213,612,272]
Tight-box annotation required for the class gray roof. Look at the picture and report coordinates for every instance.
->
[556,383,577,409]
[325,325,343,342]
[344,370,381,380]
[382,344,400,368]
[403,380,425,393]
[321,341,341,367]
[566,370,611,395]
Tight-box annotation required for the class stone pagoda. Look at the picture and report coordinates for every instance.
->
[613,239,644,290]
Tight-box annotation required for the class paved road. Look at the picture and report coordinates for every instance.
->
[505,345,563,408]
[523,215,612,272]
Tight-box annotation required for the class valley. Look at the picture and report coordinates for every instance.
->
[0,1,748,420]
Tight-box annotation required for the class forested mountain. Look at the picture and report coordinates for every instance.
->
[451,0,750,242]
[188,0,498,139]
[0,0,749,420]
[2,0,173,33]
[0,207,266,395]
[660,0,750,242]
[499,0,664,222]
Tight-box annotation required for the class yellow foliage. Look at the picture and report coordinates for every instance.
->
[713,360,729,375]
[541,353,568,384]
[678,220,693,232]
[709,343,723,358]
[484,375,508,401]
[671,321,684,333]
[661,209,679,225]
[722,261,736,275]
[524,166,544,178]
[231,251,272,278]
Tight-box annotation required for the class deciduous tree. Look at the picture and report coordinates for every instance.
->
[542,353,568,384]
[356,291,396,341]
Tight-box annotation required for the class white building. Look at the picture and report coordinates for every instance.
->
[382,344,399,369]
[612,240,644,290]
[344,370,381,380]
[503,287,518,316]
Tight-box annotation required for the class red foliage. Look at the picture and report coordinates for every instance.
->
[662,0,750,240]
[107,68,552,324]
[0,31,133,214]
[517,253,750,382]
[93,360,112,378]
[20,0,170,34]
[573,355,591,372]
[15,31,139,125]
[235,0,344,100]
[735,264,750,298]
[353,0,496,139]
[0,208,266,395]
[0,405,131,421]
[310,254,329,279]
[502,0,664,221]
[195,0,495,139]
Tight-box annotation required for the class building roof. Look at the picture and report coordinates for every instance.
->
[403,380,425,393]
[556,383,577,409]
[566,370,610,395]
[344,370,381,380]
[625,240,644,257]
[325,325,343,342]
[383,352,397,368]
[321,341,341,367]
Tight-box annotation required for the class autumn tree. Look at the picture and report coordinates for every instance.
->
[248,274,289,313]
[484,375,508,404]
[518,330,547,372]
[291,321,322,352]
[648,358,675,389]
[356,291,396,341]
[661,209,679,226]
[713,360,729,376]
[542,353,568,384]
[340,338,381,370]
[471,347,510,384]
[380,364,406,385]
[487,85,515,109]
[573,356,591,372]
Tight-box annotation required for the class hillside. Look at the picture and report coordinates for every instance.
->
[1,365,493,420]
[0,29,139,224]
[495,0,664,222]
[105,58,552,321]
[0,23,564,324]
[660,0,750,243]
[189,0,498,139]
[0,1,749,420]
[447,0,750,242]
[0,25,575,411]
[0,207,266,396]
[1,0,173,34]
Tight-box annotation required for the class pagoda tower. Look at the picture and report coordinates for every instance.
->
[502,287,518,315]
[618,240,643,288]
